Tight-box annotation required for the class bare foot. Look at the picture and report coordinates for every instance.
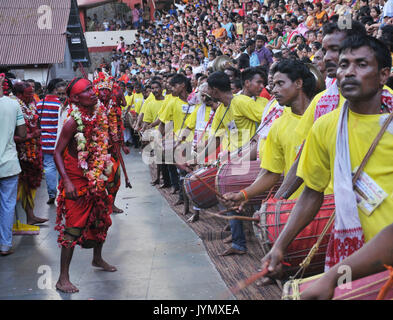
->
[112,205,124,214]
[92,259,117,272]
[56,279,79,293]
[26,216,49,225]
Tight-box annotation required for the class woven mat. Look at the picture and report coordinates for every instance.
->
[150,164,282,300]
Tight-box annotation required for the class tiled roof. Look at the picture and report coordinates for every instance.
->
[0,0,71,66]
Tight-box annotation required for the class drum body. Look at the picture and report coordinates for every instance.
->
[215,160,283,207]
[282,269,393,300]
[253,195,335,275]
[183,166,218,209]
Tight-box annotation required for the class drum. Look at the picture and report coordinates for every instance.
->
[282,269,393,300]
[215,160,283,207]
[253,195,335,276]
[124,111,136,128]
[183,166,218,209]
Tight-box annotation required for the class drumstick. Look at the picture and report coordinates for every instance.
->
[376,265,393,300]
[218,263,270,299]
[204,209,260,222]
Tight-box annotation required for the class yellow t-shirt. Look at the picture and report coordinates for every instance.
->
[158,96,193,136]
[261,110,305,199]
[297,108,393,242]
[232,94,268,149]
[139,92,154,115]
[133,93,144,114]
[209,103,236,151]
[143,97,165,124]
[125,94,134,111]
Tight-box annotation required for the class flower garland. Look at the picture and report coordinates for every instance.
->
[69,101,113,193]
[106,99,125,146]
[16,98,43,189]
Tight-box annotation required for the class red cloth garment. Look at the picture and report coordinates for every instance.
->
[259,88,271,100]
[55,148,112,248]
[106,156,121,196]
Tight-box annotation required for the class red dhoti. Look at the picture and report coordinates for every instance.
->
[55,148,112,248]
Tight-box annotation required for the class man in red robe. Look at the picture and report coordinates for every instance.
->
[54,78,117,293]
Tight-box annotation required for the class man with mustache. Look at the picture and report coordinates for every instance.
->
[260,35,393,287]
[54,78,117,293]
[273,21,370,200]
[221,60,316,255]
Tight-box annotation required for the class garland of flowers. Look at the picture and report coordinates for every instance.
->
[70,101,113,193]
[55,101,114,248]
[16,98,43,189]
[107,99,125,146]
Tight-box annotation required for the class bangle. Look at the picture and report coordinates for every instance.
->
[240,189,248,201]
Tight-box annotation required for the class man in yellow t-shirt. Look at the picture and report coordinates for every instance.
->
[260,35,393,278]
[199,71,266,164]
[220,60,316,256]
[158,74,193,196]
[142,80,170,188]
[142,81,165,130]
[225,67,269,161]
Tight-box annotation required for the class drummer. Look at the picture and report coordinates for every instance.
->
[220,67,269,163]
[149,75,176,189]
[260,35,393,282]
[300,222,393,299]
[140,80,168,187]
[176,82,220,221]
[158,73,194,200]
[220,59,316,256]
[234,62,287,163]
[271,21,386,200]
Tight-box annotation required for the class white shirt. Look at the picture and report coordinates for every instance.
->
[0,96,25,178]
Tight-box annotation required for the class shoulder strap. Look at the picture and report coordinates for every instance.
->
[297,111,393,277]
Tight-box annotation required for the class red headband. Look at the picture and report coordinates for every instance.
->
[69,78,91,97]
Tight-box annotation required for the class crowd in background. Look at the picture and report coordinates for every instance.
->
[97,0,393,90]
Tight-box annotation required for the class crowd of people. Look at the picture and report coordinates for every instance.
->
[1,0,393,299]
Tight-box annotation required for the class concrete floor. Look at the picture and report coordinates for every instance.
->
[0,148,232,300]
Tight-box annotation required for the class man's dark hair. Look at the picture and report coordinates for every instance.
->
[207,71,231,92]
[322,20,367,37]
[237,53,250,69]
[150,80,162,88]
[256,34,268,43]
[232,78,242,90]
[55,81,67,90]
[13,81,30,96]
[380,25,393,52]
[339,34,392,71]
[169,73,192,94]
[271,59,316,99]
[47,78,64,94]
[241,67,268,86]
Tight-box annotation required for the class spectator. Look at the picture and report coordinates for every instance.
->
[0,75,27,256]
